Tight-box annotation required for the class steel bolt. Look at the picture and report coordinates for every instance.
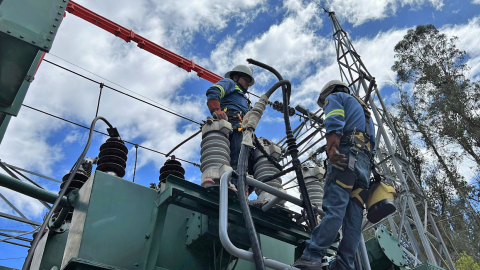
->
[53,24,57,27]
[58,12,62,15]
[7,31,11,34]
[134,263,139,267]
[44,46,49,49]
[55,18,59,21]
[47,38,51,41]
[197,225,200,228]
[60,5,63,8]
[32,41,36,44]
[186,235,188,238]
[20,36,24,39]
[145,234,150,239]
[50,31,54,34]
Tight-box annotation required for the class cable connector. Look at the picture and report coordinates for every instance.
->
[107,127,120,138]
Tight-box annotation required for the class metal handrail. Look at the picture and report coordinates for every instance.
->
[219,170,299,270]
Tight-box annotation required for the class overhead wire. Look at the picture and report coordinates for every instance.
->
[21,104,200,167]
[42,59,202,125]
[46,53,195,123]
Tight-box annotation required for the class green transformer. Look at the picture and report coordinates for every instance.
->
[29,171,309,270]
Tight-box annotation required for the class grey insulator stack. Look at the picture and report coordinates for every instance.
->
[301,166,325,208]
[251,137,285,207]
[200,117,233,186]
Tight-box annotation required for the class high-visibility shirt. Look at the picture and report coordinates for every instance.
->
[206,78,249,115]
[324,92,376,151]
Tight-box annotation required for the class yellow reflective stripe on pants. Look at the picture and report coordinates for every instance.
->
[213,85,226,98]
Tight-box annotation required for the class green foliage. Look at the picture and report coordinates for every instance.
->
[455,252,480,270]
[390,24,480,262]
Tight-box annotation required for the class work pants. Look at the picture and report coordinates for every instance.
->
[301,145,370,270]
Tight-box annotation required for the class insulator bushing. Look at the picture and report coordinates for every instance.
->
[159,156,185,183]
[96,137,128,177]
[251,138,286,207]
[56,159,93,221]
[200,117,233,186]
[301,166,325,208]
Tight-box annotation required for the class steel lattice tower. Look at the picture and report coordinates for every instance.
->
[326,10,456,270]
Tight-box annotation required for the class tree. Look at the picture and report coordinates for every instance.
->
[392,24,480,167]
[456,252,480,270]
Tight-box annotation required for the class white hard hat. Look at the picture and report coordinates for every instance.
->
[317,80,349,107]
[225,65,255,86]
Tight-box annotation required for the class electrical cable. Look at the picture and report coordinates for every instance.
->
[247,59,317,229]
[21,104,199,167]
[233,78,294,270]
[133,144,138,183]
[47,53,191,121]
[23,116,113,270]
[236,147,266,270]
[42,59,202,125]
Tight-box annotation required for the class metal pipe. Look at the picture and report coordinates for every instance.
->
[261,196,282,212]
[0,212,42,226]
[219,170,299,270]
[0,173,68,207]
[359,234,372,270]
[245,176,303,206]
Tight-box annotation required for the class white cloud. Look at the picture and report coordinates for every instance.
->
[208,0,327,87]
[473,0,480,4]
[325,0,444,26]
[441,16,480,78]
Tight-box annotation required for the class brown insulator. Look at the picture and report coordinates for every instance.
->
[96,137,128,177]
[55,160,92,222]
[159,156,185,184]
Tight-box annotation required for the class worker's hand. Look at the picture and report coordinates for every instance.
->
[212,110,227,120]
[329,148,348,171]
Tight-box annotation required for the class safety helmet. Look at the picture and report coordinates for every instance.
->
[225,65,255,86]
[317,79,349,107]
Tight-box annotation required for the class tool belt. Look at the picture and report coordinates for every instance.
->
[225,110,244,122]
[340,131,371,153]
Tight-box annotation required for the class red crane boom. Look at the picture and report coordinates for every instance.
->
[65,1,223,83]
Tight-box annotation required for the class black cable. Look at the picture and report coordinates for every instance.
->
[133,144,138,183]
[21,104,200,167]
[260,166,296,184]
[42,59,201,125]
[253,135,282,171]
[248,59,317,229]
[166,129,202,157]
[95,83,104,118]
[23,116,112,270]
[236,146,266,270]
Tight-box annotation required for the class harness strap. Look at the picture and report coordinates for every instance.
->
[350,186,369,209]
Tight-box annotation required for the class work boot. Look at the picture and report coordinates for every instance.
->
[292,257,328,270]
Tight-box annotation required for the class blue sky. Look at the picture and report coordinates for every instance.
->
[1,0,480,267]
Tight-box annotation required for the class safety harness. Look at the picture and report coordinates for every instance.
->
[333,94,376,209]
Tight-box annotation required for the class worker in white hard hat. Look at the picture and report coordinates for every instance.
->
[206,65,254,173]
[294,80,375,270]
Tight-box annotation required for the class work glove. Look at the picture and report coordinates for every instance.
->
[206,99,227,120]
[326,132,348,171]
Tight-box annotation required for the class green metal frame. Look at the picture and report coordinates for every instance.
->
[0,0,69,52]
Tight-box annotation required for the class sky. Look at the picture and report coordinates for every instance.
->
[2,0,480,267]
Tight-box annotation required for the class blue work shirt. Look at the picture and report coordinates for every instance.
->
[323,92,375,151]
[206,78,249,115]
